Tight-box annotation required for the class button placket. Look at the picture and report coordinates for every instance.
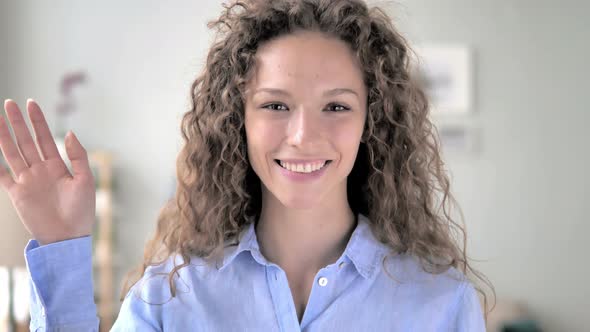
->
[300,269,336,328]
[266,266,301,332]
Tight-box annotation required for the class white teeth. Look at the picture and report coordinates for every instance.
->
[279,160,328,173]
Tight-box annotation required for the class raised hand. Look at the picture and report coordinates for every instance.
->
[0,99,96,245]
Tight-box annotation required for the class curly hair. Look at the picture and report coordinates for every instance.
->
[122,0,496,322]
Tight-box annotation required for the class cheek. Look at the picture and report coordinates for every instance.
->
[330,118,364,147]
[330,121,364,171]
[335,125,362,144]
[245,117,280,165]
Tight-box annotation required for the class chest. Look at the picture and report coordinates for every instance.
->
[161,277,453,332]
[285,273,315,323]
[160,259,461,331]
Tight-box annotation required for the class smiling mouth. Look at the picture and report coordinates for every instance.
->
[274,159,332,173]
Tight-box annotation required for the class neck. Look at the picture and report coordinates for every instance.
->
[255,191,357,275]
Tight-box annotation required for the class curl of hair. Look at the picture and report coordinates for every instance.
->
[122,0,495,322]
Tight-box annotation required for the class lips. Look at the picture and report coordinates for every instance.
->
[274,159,332,170]
[274,158,332,181]
[275,159,331,164]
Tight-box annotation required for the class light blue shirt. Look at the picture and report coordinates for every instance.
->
[25,213,485,331]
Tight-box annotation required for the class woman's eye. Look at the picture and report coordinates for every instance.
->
[325,103,350,112]
[261,103,350,112]
[262,103,289,111]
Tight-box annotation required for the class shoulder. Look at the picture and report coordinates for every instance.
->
[114,255,217,330]
[377,252,484,328]
[380,252,471,303]
[124,254,217,305]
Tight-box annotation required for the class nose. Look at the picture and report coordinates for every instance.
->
[286,107,320,148]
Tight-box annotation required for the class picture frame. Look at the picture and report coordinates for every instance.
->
[413,44,473,116]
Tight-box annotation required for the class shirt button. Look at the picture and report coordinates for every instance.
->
[318,277,328,287]
[338,261,347,269]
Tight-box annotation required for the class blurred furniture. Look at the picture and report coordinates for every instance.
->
[0,186,31,332]
[487,299,542,332]
[89,151,115,332]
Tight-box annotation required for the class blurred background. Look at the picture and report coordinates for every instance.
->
[0,0,588,331]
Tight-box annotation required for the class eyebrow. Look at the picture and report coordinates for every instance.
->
[253,87,359,98]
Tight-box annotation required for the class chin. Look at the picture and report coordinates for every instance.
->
[276,192,323,210]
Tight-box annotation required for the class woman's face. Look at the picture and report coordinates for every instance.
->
[244,31,367,209]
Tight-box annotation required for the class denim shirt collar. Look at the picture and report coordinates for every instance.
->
[218,213,388,279]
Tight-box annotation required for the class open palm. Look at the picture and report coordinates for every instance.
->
[0,99,95,245]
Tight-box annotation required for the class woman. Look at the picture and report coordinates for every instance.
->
[0,0,494,330]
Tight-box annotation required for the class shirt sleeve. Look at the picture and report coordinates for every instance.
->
[25,237,100,332]
[25,237,164,332]
[451,281,486,332]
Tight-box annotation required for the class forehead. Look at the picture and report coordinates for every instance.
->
[247,31,366,95]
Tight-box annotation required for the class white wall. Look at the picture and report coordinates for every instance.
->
[1,1,588,331]
[390,1,590,331]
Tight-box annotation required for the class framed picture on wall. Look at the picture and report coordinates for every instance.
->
[413,44,473,116]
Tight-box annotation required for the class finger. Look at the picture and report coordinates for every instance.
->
[0,105,28,177]
[0,161,16,190]
[4,100,42,166]
[65,131,92,178]
[27,99,65,162]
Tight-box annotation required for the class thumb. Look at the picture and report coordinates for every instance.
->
[65,130,91,177]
